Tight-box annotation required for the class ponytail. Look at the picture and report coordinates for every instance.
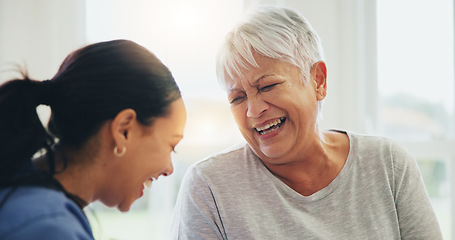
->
[0,75,55,183]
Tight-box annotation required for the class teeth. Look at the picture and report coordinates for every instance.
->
[143,177,156,189]
[261,126,278,135]
[255,118,282,132]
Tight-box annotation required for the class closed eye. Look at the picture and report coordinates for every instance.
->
[172,144,181,154]
[171,135,184,154]
[229,95,246,104]
[260,83,279,92]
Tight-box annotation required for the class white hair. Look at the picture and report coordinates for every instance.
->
[216,6,325,87]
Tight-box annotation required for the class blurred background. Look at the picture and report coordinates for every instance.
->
[1,0,454,239]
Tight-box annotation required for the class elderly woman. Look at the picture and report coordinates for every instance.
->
[170,6,442,240]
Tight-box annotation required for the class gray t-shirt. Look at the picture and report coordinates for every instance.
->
[170,131,442,239]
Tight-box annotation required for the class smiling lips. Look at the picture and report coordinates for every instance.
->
[255,117,286,135]
[139,177,156,198]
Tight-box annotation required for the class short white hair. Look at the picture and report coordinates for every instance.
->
[216,6,325,87]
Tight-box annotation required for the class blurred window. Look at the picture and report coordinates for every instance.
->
[377,0,454,239]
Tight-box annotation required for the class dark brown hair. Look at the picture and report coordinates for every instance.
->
[0,39,181,183]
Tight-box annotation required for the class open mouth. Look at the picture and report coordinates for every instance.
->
[143,177,156,189]
[255,117,286,135]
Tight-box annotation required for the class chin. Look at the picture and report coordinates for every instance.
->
[255,145,290,161]
[117,205,132,212]
[117,200,134,212]
[262,152,287,161]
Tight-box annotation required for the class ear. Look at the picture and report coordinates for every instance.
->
[110,109,137,148]
[311,61,327,101]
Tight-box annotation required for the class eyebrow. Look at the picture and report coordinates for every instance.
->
[228,74,276,94]
[255,74,275,84]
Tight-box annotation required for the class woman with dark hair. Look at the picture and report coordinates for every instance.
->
[0,39,186,239]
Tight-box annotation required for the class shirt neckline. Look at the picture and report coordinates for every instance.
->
[252,130,357,202]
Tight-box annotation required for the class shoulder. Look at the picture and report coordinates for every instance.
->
[345,130,418,178]
[346,130,412,159]
[180,142,261,189]
[0,187,93,239]
[191,143,251,175]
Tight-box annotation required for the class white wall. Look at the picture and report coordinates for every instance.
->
[0,0,87,81]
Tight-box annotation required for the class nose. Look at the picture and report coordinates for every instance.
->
[246,95,268,118]
[162,161,174,177]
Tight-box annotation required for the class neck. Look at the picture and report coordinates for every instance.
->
[262,131,349,196]
[34,148,97,208]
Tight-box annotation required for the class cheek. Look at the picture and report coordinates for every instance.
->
[128,141,162,175]
[145,143,172,170]
[230,105,258,146]
[149,152,171,169]
[230,105,247,127]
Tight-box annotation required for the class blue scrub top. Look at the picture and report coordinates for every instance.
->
[0,165,94,240]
